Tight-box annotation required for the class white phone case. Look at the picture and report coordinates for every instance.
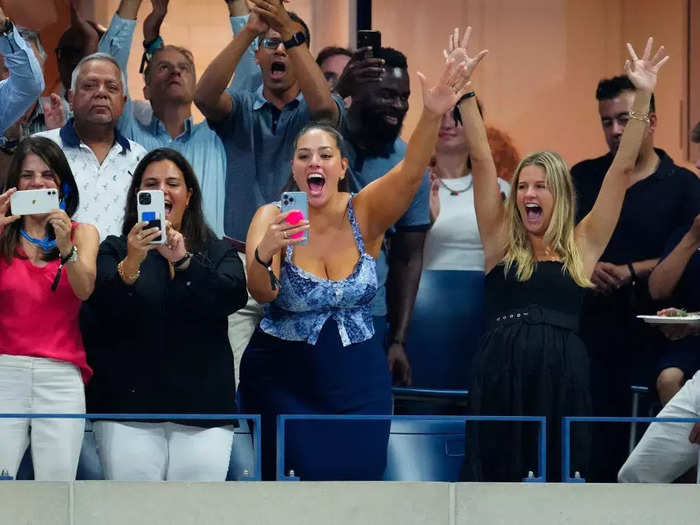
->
[10,189,60,216]
[136,190,166,244]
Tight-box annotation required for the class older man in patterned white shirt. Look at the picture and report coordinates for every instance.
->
[35,52,145,238]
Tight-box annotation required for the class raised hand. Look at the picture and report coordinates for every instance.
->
[0,189,20,238]
[43,94,66,130]
[417,58,471,118]
[442,26,488,84]
[69,0,99,53]
[334,48,385,99]
[248,0,295,38]
[624,37,669,93]
[245,8,269,35]
[144,0,169,43]
[156,221,187,262]
[47,209,74,255]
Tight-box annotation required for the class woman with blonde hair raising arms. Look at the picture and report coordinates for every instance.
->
[451,27,669,481]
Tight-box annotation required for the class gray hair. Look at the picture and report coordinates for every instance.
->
[17,27,46,68]
[70,52,127,94]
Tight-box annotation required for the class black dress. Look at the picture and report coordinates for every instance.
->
[461,261,592,482]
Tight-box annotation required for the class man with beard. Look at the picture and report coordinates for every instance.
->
[571,74,700,481]
[34,53,146,239]
[334,47,430,385]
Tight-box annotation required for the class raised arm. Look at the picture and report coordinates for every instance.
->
[444,27,504,271]
[226,0,263,93]
[194,11,268,122]
[576,37,669,275]
[354,56,471,246]
[0,9,44,135]
[248,0,339,123]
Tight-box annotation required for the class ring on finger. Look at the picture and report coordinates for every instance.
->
[282,231,288,240]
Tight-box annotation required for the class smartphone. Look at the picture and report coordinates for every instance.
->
[281,191,308,246]
[10,189,59,216]
[357,30,381,57]
[136,190,166,244]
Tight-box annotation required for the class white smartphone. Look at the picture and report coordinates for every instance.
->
[281,191,309,245]
[136,190,166,245]
[10,189,60,216]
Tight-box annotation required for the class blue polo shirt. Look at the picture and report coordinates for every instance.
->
[210,87,345,241]
[344,132,431,317]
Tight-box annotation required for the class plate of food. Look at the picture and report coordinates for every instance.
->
[638,309,700,325]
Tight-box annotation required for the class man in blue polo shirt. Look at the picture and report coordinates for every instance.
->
[334,47,431,385]
[194,0,341,242]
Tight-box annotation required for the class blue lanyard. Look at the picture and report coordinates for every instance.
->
[19,229,56,252]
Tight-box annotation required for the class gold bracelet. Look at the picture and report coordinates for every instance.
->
[117,259,140,284]
[628,110,650,124]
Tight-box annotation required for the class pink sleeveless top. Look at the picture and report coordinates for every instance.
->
[0,225,92,383]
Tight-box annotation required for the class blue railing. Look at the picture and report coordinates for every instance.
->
[561,415,700,482]
[276,414,547,482]
[0,413,262,481]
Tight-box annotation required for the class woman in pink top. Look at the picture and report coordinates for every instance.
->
[0,137,98,480]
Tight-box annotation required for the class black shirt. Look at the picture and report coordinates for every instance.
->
[572,148,700,265]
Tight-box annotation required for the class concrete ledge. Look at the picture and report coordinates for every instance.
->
[74,481,450,525]
[0,482,70,525]
[2,481,700,525]
[455,483,700,525]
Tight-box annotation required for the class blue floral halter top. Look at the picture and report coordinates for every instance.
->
[260,195,377,346]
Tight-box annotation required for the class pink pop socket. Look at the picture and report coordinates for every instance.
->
[286,210,305,239]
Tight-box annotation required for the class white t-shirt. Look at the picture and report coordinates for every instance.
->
[423,174,511,271]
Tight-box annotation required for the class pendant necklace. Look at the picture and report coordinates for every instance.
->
[438,175,472,196]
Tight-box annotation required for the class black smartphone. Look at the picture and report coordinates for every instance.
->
[357,30,381,57]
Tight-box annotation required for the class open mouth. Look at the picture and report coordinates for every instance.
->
[383,114,399,126]
[525,203,543,223]
[270,61,287,80]
[307,173,326,196]
[164,201,173,216]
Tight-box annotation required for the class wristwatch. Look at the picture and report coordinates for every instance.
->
[60,245,79,265]
[283,31,306,50]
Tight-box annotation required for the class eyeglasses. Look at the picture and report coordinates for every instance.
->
[261,38,284,50]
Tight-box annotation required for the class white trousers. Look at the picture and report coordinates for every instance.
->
[93,421,235,481]
[0,354,85,481]
[618,370,700,482]
[227,253,264,386]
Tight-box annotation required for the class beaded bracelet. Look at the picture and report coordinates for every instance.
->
[628,110,650,124]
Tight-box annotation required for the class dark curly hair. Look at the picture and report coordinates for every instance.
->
[596,75,655,113]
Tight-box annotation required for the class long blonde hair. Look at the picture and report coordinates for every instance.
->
[502,151,592,288]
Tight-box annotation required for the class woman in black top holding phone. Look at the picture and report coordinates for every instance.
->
[82,148,247,481]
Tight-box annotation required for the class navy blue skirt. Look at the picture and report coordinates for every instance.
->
[238,318,392,480]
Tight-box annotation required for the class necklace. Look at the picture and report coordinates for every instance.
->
[20,229,56,252]
[438,175,472,196]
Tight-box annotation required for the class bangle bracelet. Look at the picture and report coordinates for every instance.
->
[173,252,192,269]
[627,262,638,283]
[628,110,650,124]
[117,259,140,284]
[457,91,476,105]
